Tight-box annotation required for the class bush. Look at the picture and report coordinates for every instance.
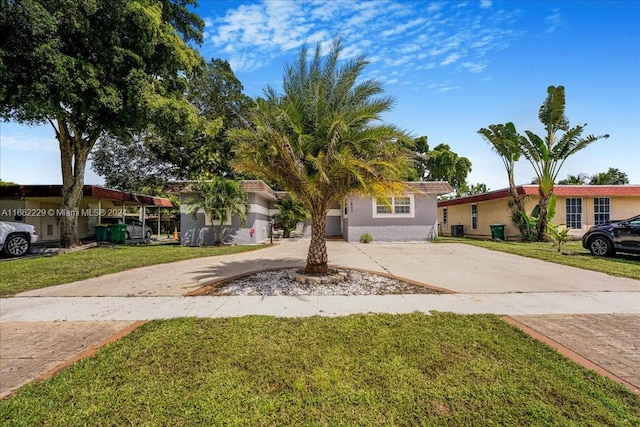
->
[360,233,373,243]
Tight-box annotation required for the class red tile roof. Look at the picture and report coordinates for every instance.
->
[438,185,640,207]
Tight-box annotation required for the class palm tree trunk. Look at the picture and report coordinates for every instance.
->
[508,172,529,239]
[305,214,328,275]
[537,188,551,242]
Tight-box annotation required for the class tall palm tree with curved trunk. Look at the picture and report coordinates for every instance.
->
[229,38,413,274]
[520,86,609,240]
[477,122,531,239]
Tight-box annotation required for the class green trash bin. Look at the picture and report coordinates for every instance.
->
[109,223,127,244]
[490,224,505,240]
[94,225,109,242]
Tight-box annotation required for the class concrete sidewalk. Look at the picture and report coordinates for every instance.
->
[1,240,639,397]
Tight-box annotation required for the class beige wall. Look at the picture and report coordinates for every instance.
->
[439,194,640,239]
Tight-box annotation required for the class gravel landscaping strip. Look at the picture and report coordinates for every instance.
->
[202,269,442,296]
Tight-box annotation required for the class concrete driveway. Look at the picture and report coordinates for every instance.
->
[1,239,639,397]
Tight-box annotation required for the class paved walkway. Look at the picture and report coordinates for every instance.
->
[1,240,639,397]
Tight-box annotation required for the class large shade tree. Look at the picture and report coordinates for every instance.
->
[520,86,609,240]
[91,58,251,191]
[229,38,413,274]
[0,0,209,247]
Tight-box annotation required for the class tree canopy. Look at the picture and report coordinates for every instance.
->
[0,0,208,246]
[229,38,413,274]
[589,168,629,185]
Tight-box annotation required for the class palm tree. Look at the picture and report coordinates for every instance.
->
[187,178,248,245]
[519,86,609,241]
[558,173,589,185]
[275,194,309,238]
[477,122,530,239]
[589,168,629,185]
[229,38,413,274]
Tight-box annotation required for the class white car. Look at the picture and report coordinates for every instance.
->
[0,221,39,257]
[101,217,153,239]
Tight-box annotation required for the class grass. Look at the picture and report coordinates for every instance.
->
[1,313,638,426]
[0,242,266,297]
[437,237,640,280]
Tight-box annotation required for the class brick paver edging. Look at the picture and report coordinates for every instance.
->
[503,316,639,394]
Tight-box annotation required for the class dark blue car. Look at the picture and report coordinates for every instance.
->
[582,215,640,257]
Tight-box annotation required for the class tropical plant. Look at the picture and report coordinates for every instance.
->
[229,38,413,274]
[519,86,609,241]
[589,167,629,185]
[478,122,531,240]
[0,0,209,247]
[546,223,571,253]
[275,195,310,238]
[187,178,249,245]
[520,195,557,242]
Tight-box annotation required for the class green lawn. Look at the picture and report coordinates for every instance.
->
[437,237,640,280]
[1,313,638,426]
[0,242,266,297]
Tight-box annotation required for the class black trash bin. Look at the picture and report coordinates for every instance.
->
[490,224,506,240]
[451,224,464,237]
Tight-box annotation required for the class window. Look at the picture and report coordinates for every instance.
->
[594,197,610,225]
[443,207,448,229]
[471,204,478,230]
[373,195,414,217]
[565,198,582,229]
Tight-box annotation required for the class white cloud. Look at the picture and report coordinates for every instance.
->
[545,8,562,33]
[480,0,492,9]
[202,0,523,88]
[440,53,461,66]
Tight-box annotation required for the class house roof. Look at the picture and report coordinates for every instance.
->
[438,184,640,207]
[166,180,278,201]
[404,181,453,195]
[0,185,173,207]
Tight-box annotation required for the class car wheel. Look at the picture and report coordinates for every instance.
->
[2,234,30,257]
[588,236,614,257]
[145,230,152,239]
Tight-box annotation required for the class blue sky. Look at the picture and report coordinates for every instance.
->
[1,0,638,190]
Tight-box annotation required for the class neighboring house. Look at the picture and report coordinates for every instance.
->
[170,180,453,245]
[0,185,172,242]
[167,180,278,246]
[438,185,640,240]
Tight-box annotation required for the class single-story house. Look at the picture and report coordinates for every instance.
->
[0,185,172,242]
[437,184,640,240]
[169,180,452,245]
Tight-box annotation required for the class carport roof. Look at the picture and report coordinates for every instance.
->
[0,185,173,207]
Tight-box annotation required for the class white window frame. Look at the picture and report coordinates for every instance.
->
[565,197,582,229]
[372,194,415,218]
[471,204,478,230]
[593,197,610,225]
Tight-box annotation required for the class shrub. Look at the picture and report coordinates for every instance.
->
[360,233,373,243]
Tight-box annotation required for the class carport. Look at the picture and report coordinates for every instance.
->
[0,185,173,242]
